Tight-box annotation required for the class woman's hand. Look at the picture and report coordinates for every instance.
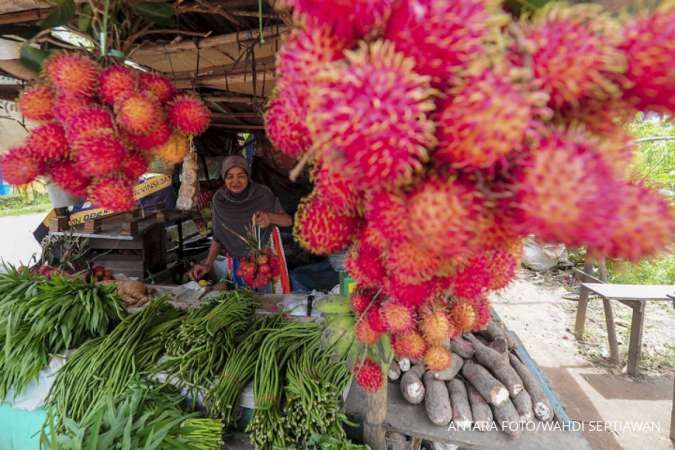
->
[190,262,212,281]
[253,211,272,228]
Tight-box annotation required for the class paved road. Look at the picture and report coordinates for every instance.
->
[0,213,45,267]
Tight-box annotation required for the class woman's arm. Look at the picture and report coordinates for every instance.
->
[254,211,293,228]
[203,239,222,267]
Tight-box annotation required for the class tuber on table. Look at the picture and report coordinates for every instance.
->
[400,363,426,404]
[423,371,453,426]
[512,389,534,423]
[398,357,411,373]
[449,336,475,359]
[465,334,523,397]
[493,399,522,438]
[461,360,509,407]
[467,384,493,432]
[388,361,402,381]
[509,354,553,421]
[433,353,464,381]
[448,379,472,430]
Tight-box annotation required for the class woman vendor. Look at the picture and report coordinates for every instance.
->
[190,155,292,285]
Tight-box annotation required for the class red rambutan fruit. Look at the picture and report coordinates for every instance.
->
[619,5,675,114]
[88,175,135,212]
[53,95,93,123]
[522,4,625,111]
[363,189,408,248]
[451,254,490,300]
[308,40,436,189]
[366,303,387,333]
[450,299,477,332]
[284,0,393,42]
[294,194,359,255]
[73,129,127,177]
[115,92,163,136]
[355,317,382,346]
[43,53,100,97]
[408,174,488,260]
[387,276,451,309]
[25,123,69,163]
[346,237,388,288]
[351,288,377,315]
[424,346,453,372]
[0,146,42,185]
[435,70,534,169]
[384,0,496,84]
[354,358,384,393]
[17,84,54,121]
[381,300,415,333]
[384,237,442,285]
[139,72,175,103]
[167,94,211,136]
[50,161,89,197]
[392,330,427,359]
[64,106,114,143]
[98,65,137,105]
[264,88,311,159]
[420,307,451,346]
[469,296,491,331]
[126,121,172,151]
[598,182,674,261]
[484,248,518,291]
[311,161,361,216]
[121,152,148,179]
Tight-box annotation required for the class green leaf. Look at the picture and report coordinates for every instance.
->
[19,45,50,72]
[78,3,93,32]
[131,2,176,27]
[40,0,76,28]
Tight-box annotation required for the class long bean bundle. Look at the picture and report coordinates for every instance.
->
[0,266,125,398]
[47,298,180,423]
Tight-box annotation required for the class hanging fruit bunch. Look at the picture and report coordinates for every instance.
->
[267,0,675,392]
[237,248,282,288]
[0,54,211,212]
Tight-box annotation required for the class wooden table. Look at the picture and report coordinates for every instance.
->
[580,283,675,377]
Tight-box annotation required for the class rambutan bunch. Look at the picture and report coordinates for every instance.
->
[17,84,54,122]
[308,40,436,190]
[73,129,127,177]
[0,146,43,186]
[127,122,172,151]
[264,88,312,159]
[345,234,388,288]
[434,69,537,169]
[88,175,135,212]
[99,65,137,105]
[167,94,211,136]
[354,358,383,393]
[25,123,69,163]
[619,4,675,115]
[598,182,674,261]
[407,174,489,261]
[53,95,94,123]
[520,4,626,112]
[384,0,500,85]
[282,0,394,42]
[511,129,620,248]
[43,53,100,98]
[294,193,359,255]
[50,161,89,197]
[64,106,114,143]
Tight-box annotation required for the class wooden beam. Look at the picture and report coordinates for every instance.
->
[167,55,276,81]
[0,8,54,25]
[130,25,287,58]
[211,123,265,130]
[212,112,262,119]
[205,94,265,103]
[172,69,276,89]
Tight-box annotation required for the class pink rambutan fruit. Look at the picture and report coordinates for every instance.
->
[392,330,427,359]
[619,5,675,114]
[88,175,135,212]
[308,40,436,189]
[50,161,89,197]
[283,0,393,42]
[408,174,489,261]
[384,237,442,285]
[451,254,490,300]
[121,152,148,179]
[294,194,359,255]
[25,123,69,163]
[98,65,137,105]
[419,307,451,346]
[521,4,625,111]
[512,129,620,248]
[424,346,453,372]
[598,182,674,261]
[469,296,491,331]
[17,84,54,121]
[484,248,518,291]
[53,95,93,123]
[43,53,100,97]
[381,300,415,333]
[384,0,496,84]
[366,303,387,333]
[64,106,114,143]
[73,129,127,177]
[363,189,409,248]
[167,94,211,136]
[345,236,388,288]
[115,92,163,136]
[311,161,361,216]
[0,146,42,185]
[450,299,477,332]
[264,88,311,159]
[386,276,451,309]
[139,72,175,103]
[126,121,172,151]
[354,358,383,393]
[434,70,534,169]
[351,288,377,315]
[355,317,382,346]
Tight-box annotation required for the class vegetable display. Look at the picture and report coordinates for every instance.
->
[0,266,125,399]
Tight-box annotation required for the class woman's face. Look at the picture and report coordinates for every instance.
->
[225,166,249,194]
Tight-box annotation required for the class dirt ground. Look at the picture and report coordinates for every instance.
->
[492,269,674,450]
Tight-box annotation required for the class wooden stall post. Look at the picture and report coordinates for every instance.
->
[363,382,388,450]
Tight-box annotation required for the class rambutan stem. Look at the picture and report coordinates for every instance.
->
[288,148,315,182]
